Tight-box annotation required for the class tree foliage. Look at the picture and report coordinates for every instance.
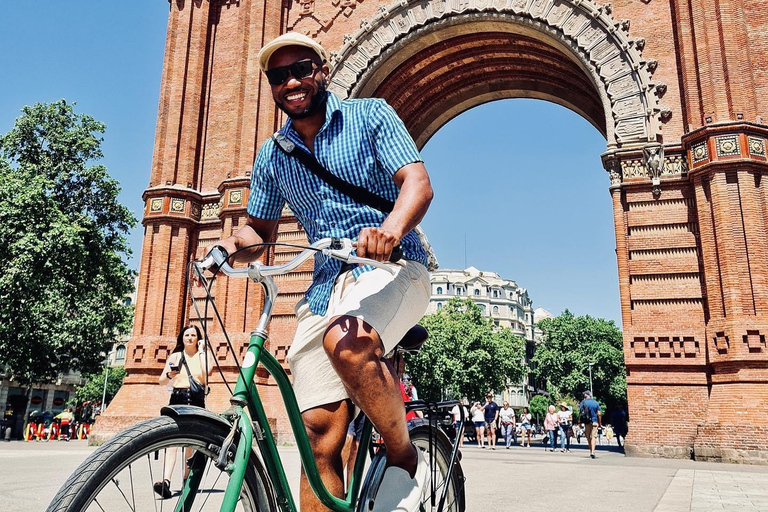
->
[408,298,527,402]
[0,101,136,385]
[74,366,127,406]
[527,394,549,423]
[532,310,626,412]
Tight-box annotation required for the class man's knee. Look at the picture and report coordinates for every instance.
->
[323,315,384,368]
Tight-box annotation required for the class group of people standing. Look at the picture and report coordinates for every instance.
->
[453,394,534,449]
[450,390,614,460]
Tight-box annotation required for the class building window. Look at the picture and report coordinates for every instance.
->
[479,304,486,314]
[493,290,498,298]
[437,303,443,310]
[436,287,443,295]
[492,306,499,315]
[115,345,126,362]
[474,289,480,296]
[124,297,132,306]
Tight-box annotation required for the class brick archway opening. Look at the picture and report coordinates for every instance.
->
[350,18,607,148]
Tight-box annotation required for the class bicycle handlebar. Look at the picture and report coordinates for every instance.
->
[195,238,401,284]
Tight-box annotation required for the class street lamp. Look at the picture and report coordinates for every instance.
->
[100,349,115,414]
[587,362,594,396]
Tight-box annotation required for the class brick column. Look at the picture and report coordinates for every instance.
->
[686,124,768,463]
[604,148,710,459]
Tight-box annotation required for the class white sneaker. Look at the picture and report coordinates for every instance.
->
[372,448,431,512]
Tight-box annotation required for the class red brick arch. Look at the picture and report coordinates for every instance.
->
[95,0,768,464]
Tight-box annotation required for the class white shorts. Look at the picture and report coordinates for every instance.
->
[286,260,430,413]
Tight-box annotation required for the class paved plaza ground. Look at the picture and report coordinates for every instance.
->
[2,436,768,511]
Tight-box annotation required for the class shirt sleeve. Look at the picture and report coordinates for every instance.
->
[247,144,285,220]
[366,99,422,176]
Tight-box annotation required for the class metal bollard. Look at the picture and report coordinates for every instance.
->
[4,426,11,441]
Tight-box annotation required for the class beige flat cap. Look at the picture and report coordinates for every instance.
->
[258,32,328,71]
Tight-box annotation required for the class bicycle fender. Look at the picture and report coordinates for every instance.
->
[160,405,233,432]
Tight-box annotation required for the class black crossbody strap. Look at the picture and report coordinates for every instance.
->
[272,133,395,214]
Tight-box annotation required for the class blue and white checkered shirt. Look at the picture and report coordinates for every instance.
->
[247,92,428,315]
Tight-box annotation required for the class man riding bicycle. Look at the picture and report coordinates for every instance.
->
[207,32,434,512]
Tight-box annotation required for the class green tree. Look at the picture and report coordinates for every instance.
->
[532,309,626,411]
[0,101,136,386]
[408,298,527,402]
[75,366,127,406]
[528,394,549,424]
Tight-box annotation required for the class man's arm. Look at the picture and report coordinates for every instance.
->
[213,216,279,264]
[597,410,602,427]
[357,162,433,261]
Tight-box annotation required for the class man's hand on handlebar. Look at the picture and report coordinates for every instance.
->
[356,227,400,262]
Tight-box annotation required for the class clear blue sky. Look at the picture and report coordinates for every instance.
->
[0,3,621,325]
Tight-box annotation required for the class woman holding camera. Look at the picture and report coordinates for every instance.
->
[154,325,213,499]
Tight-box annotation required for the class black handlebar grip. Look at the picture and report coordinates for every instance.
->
[389,245,403,263]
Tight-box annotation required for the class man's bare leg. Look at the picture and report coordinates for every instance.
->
[300,401,352,512]
[324,315,417,476]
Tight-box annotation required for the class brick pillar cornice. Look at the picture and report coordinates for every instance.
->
[683,122,768,177]
[141,185,225,227]
[216,176,251,219]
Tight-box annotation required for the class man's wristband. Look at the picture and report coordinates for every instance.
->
[166,371,172,379]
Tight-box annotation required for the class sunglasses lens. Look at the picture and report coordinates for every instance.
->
[292,60,315,79]
[265,60,315,85]
[265,67,290,85]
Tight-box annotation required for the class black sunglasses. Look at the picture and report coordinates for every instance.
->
[265,59,318,85]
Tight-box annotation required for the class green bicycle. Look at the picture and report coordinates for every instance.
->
[46,237,465,512]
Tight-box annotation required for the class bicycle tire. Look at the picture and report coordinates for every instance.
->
[45,415,279,512]
[357,423,466,512]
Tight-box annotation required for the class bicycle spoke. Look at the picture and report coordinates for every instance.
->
[194,465,224,512]
[110,476,136,511]
[129,464,137,511]
[146,453,159,512]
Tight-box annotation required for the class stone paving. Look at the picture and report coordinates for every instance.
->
[2,436,768,511]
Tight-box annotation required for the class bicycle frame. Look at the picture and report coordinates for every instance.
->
[177,240,380,512]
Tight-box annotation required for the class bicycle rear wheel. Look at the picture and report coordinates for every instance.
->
[45,415,278,512]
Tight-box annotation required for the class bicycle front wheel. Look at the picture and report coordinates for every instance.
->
[410,424,466,512]
[358,423,466,512]
[46,415,278,512]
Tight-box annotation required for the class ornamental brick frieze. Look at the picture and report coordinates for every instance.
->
[629,335,702,360]
[290,0,365,35]
[706,323,768,364]
[683,123,768,173]
[325,0,670,148]
[602,146,687,190]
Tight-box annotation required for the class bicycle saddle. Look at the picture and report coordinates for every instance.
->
[397,325,428,354]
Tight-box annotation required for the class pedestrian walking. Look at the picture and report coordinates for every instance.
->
[154,325,213,499]
[471,402,486,447]
[557,402,572,452]
[481,393,500,450]
[519,406,533,447]
[450,401,469,447]
[544,405,559,452]
[579,390,602,459]
[499,401,516,448]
